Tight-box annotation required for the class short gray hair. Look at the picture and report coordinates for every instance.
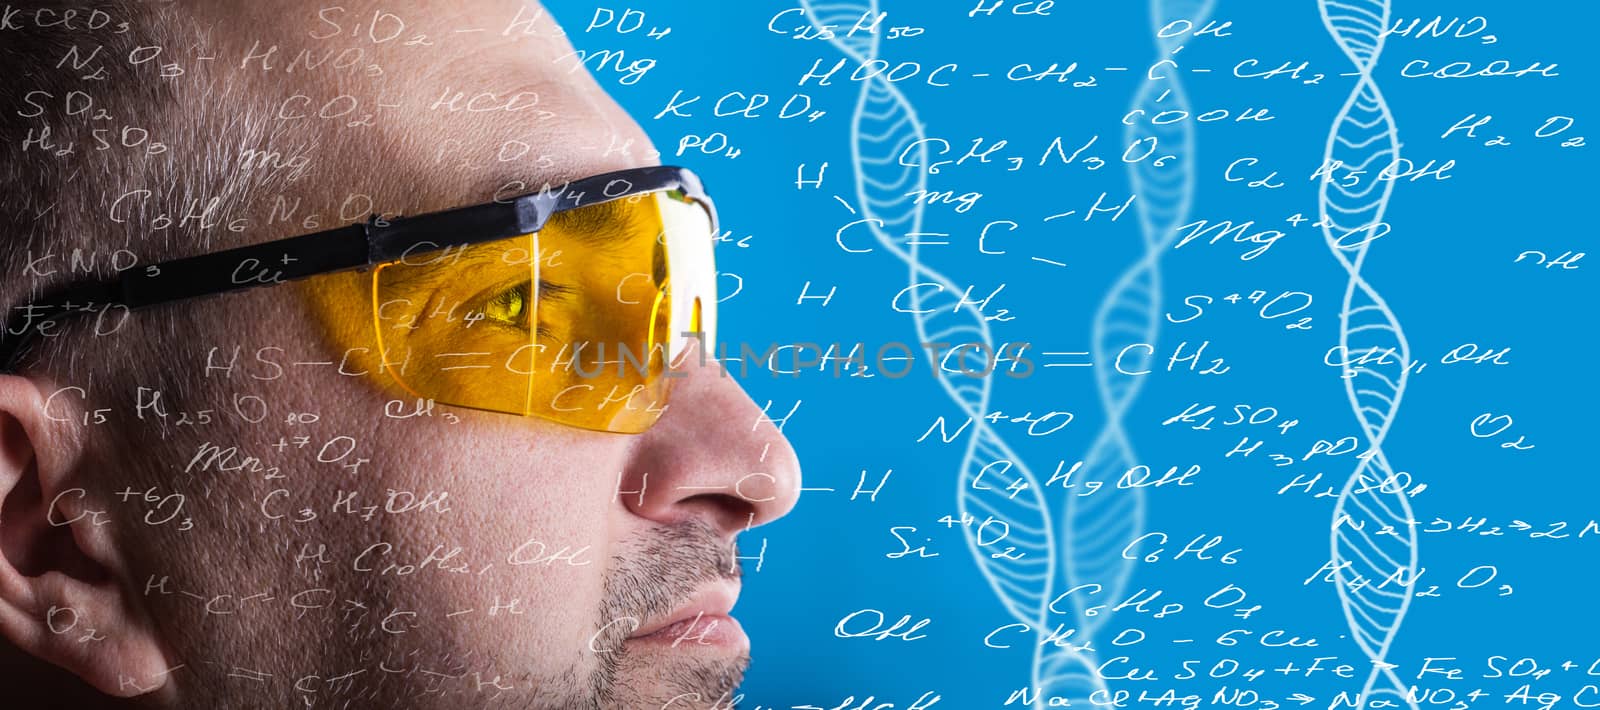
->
[1,1,303,382]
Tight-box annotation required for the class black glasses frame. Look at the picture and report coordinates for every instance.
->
[0,164,717,373]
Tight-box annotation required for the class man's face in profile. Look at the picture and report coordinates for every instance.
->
[0,1,801,708]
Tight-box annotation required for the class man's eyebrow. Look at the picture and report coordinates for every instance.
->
[544,196,644,248]
[377,244,528,295]
[373,196,645,292]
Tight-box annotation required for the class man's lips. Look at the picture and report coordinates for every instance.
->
[626,580,744,646]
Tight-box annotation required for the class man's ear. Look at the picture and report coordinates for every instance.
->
[0,374,172,698]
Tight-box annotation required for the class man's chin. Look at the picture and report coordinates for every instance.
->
[612,651,750,710]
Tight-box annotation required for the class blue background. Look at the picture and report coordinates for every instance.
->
[547,2,1596,707]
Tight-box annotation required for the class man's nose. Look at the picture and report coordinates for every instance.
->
[617,346,801,535]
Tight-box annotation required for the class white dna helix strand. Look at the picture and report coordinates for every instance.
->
[1317,1,1420,708]
[1039,0,1218,704]
[799,1,1201,704]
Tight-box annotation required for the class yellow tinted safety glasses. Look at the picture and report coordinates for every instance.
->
[0,166,719,434]
[371,188,717,432]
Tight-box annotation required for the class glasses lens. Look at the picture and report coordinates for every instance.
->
[370,190,715,433]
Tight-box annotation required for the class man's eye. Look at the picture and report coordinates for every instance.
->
[484,283,532,329]
[478,281,574,334]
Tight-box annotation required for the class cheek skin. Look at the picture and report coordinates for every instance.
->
[101,281,647,706]
[266,276,638,689]
[355,409,629,681]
